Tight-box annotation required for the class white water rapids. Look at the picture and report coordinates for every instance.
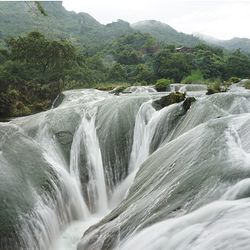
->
[1,85,250,250]
[50,89,164,249]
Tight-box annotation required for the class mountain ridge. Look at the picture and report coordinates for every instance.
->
[1,1,250,52]
[194,32,250,53]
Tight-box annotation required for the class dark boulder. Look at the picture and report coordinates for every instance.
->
[152,92,186,110]
[182,97,196,112]
[52,93,65,108]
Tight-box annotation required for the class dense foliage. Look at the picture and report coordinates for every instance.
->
[1,30,250,118]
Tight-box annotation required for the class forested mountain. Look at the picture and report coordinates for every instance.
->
[0,1,134,50]
[1,1,250,119]
[1,1,250,53]
[194,33,250,53]
[218,38,250,53]
[132,20,201,47]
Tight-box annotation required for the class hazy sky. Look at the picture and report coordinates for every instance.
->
[62,0,250,40]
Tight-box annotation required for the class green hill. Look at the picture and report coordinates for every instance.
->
[0,2,201,50]
[132,20,201,47]
[1,1,250,53]
[194,33,250,53]
[218,38,250,53]
[0,1,134,49]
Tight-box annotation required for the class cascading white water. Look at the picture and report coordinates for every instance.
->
[128,101,156,172]
[0,90,113,250]
[110,99,178,207]
[37,119,90,220]
[18,117,90,250]
[118,198,250,250]
[70,110,109,214]
[124,86,157,93]
[3,86,250,250]
[77,87,250,250]
[47,90,115,249]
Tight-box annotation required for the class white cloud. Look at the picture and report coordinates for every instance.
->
[62,0,250,39]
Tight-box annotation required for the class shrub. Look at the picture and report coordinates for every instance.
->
[206,80,222,95]
[94,82,130,91]
[227,76,241,84]
[181,70,204,84]
[11,101,31,117]
[155,78,172,92]
[244,80,250,89]
[64,80,84,90]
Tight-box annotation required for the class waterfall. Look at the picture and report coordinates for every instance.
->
[128,101,156,172]
[18,116,90,250]
[110,99,183,210]
[78,89,250,250]
[124,86,157,93]
[118,199,250,250]
[70,111,109,214]
[128,100,180,172]
[2,86,250,250]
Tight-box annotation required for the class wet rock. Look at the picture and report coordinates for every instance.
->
[52,93,65,108]
[109,86,127,95]
[206,89,220,95]
[55,131,73,145]
[152,92,186,110]
[206,86,227,95]
[182,97,196,112]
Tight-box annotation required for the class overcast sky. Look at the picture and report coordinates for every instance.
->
[62,0,250,40]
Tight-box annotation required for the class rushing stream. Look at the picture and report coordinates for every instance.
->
[0,85,250,250]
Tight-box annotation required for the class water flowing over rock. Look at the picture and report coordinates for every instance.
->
[0,86,250,250]
[77,89,250,250]
[124,86,157,93]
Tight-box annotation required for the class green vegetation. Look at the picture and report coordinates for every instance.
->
[152,92,186,110]
[94,83,130,91]
[1,30,250,118]
[0,32,77,118]
[0,1,133,51]
[206,79,228,95]
[201,36,250,54]
[182,70,204,84]
[227,76,241,84]
[1,1,250,54]
[132,20,201,47]
[155,78,172,92]
[244,80,250,89]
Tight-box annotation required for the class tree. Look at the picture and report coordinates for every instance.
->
[6,32,77,81]
[153,49,191,82]
[108,63,126,82]
[193,46,226,79]
[225,49,250,78]
[0,49,8,64]
[133,64,154,83]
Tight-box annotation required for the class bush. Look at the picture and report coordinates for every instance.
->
[94,82,130,91]
[206,80,223,95]
[0,92,13,117]
[64,80,84,90]
[227,76,241,84]
[181,70,204,84]
[155,78,172,92]
[244,80,250,89]
[11,101,31,117]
